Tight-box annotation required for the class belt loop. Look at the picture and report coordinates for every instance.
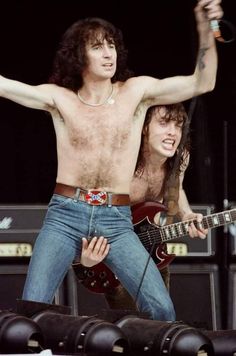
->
[74,188,80,202]
[107,193,112,207]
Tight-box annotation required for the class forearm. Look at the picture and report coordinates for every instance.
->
[192,1,222,95]
[178,155,208,238]
[178,188,208,238]
[178,188,193,220]
[193,22,217,94]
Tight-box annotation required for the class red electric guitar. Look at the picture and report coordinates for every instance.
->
[73,201,236,293]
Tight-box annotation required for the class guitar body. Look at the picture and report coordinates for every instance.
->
[72,261,120,294]
[73,201,175,293]
[131,200,166,224]
[132,201,176,269]
[133,218,176,269]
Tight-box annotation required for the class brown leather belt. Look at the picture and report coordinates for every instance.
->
[54,183,130,206]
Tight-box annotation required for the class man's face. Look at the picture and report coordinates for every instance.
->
[146,107,183,158]
[84,36,117,79]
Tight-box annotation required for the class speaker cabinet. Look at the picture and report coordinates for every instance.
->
[0,205,47,259]
[227,264,236,329]
[65,267,110,316]
[0,205,67,312]
[229,225,236,257]
[0,264,65,312]
[225,202,236,258]
[169,263,222,330]
[0,264,28,312]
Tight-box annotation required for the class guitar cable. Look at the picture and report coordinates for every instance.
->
[134,242,157,306]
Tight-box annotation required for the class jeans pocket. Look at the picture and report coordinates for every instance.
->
[113,206,132,222]
[49,194,73,209]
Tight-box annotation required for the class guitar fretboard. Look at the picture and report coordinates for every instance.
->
[136,208,236,250]
[160,208,236,242]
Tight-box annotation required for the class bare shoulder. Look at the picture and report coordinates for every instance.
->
[116,77,165,122]
[40,84,75,104]
[38,83,69,96]
[131,76,163,102]
[117,76,160,104]
[36,84,74,116]
[123,76,158,91]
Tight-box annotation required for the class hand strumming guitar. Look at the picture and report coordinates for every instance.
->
[80,236,110,267]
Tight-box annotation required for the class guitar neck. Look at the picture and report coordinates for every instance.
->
[160,208,236,242]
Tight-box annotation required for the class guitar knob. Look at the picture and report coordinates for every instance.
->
[87,270,95,277]
[90,280,97,287]
[99,271,107,279]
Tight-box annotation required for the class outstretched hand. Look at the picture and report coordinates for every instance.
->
[80,236,110,267]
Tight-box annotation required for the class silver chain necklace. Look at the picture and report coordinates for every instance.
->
[77,85,114,107]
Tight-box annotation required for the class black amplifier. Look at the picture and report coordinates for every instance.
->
[0,205,68,310]
[169,263,221,330]
[0,205,47,258]
[230,228,236,256]
[166,204,216,258]
[227,202,236,256]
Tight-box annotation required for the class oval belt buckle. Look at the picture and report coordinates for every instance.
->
[85,190,107,205]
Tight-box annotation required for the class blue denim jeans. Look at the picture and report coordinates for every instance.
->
[23,194,175,321]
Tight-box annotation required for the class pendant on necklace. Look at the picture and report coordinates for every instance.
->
[107,98,115,105]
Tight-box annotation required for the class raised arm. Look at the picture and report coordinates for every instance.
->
[191,0,222,93]
[0,75,55,111]
[138,0,223,105]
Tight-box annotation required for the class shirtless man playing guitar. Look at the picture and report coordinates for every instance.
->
[77,103,208,309]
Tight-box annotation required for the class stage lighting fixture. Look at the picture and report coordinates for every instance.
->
[33,311,129,355]
[203,329,236,356]
[0,310,44,354]
[117,316,214,356]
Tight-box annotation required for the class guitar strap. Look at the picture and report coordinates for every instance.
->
[164,174,180,225]
[160,173,180,291]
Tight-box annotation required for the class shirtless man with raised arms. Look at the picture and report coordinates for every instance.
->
[0,0,222,320]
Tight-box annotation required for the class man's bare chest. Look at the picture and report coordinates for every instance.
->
[131,172,165,204]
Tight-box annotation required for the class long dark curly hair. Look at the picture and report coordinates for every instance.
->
[49,17,133,91]
[136,103,191,186]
